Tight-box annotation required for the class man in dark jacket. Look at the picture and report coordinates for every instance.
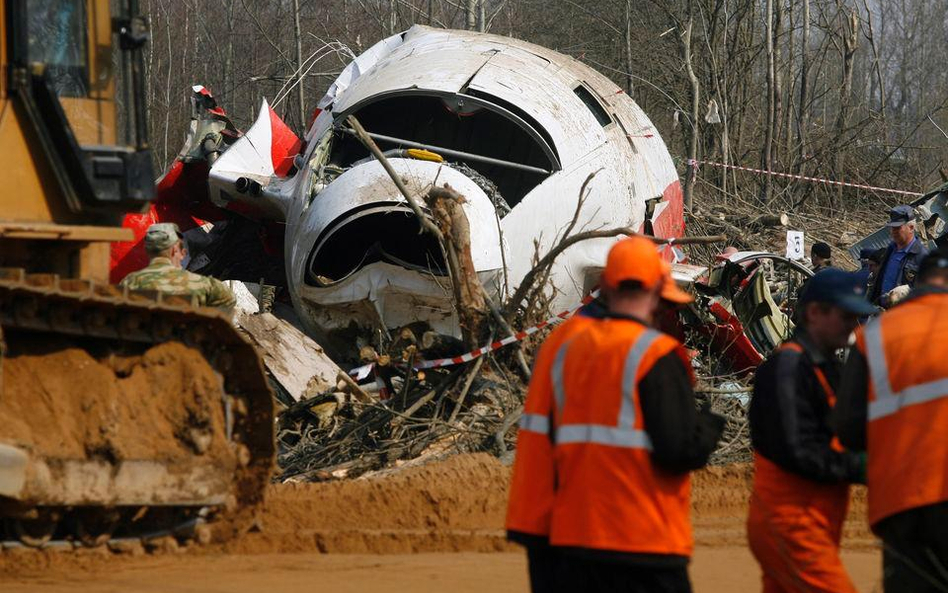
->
[747,269,874,593]
[868,205,929,306]
[811,241,833,272]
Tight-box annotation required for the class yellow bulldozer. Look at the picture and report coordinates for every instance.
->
[0,0,274,548]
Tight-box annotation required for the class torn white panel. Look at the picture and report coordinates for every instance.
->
[206,100,296,221]
[297,262,503,337]
[232,283,342,402]
[650,201,670,225]
[672,263,708,284]
[286,158,503,320]
[318,33,405,110]
[231,281,262,315]
[237,311,343,402]
[213,100,275,180]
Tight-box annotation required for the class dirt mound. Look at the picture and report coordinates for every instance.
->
[233,455,875,554]
[227,453,512,554]
[0,338,234,465]
[0,453,879,578]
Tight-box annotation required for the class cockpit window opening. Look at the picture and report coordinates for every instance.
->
[332,92,559,208]
[572,83,612,127]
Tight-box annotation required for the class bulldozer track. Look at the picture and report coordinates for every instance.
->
[0,269,275,548]
[0,515,206,550]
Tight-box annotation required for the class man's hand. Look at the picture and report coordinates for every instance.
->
[884,284,910,307]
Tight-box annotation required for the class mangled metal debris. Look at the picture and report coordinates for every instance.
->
[104,26,817,478]
[114,25,683,352]
[675,251,812,374]
[849,182,948,259]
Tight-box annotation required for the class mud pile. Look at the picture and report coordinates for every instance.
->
[691,463,874,548]
[230,454,875,554]
[0,453,880,579]
[229,453,512,554]
[0,338,234,466]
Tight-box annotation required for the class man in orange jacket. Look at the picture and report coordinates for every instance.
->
[507,237,723,593]
[747,269,874,593]
[836,247,948,593]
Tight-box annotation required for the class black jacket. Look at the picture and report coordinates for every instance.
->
[867,237,928,303]
[749,329,863,484]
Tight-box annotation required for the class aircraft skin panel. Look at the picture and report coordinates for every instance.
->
[466,54,607,168]
[331,46,497,115]
[500,143,640,311]
[285,158,503,336]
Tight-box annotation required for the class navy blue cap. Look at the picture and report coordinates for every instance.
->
[799,269,877,315]
[887,205,914,227]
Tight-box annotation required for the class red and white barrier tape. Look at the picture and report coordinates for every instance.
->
[687,159,923,198]
[349,290,600,380]
[348,242,687,380]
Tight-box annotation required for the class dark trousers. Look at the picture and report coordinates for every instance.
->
[875,502,948,593]
[552,554,691,593]
[526,544,558,593]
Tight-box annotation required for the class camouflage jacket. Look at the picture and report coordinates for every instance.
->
[120,257,236,310]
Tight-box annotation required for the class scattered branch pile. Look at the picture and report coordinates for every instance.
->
[277,354,525,481]
[270,117,885,483]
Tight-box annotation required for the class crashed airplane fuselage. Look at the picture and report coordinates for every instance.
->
[119,25,684,342]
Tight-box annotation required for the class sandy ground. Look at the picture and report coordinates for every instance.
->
[0,547,883,593]
[0,454,883,592]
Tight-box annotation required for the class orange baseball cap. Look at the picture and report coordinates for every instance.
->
[601,236,665,290]
[660,260,694,304]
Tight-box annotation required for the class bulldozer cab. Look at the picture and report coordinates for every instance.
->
[0,0,153,281]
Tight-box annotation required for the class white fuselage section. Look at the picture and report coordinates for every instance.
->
[212,25,683,341]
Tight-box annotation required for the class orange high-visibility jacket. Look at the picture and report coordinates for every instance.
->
[546,319,693,555]
[506,315,596,539]
[854,292,948,527]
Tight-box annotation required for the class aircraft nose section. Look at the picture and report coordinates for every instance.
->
[291,158,504,289]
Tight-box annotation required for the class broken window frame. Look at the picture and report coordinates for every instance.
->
[332,89,562,176]
[571,82,613,128]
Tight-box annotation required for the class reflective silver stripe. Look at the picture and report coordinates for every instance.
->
[869,378,948,420]
[865,320,948,420]
[864,320,893,400]
[556,424,653,450]
[520,413,551,434]
[549,329,660,450]
[551,340,571,412]
[618,330,662,430]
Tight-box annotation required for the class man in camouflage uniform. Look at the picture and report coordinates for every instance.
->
[120,223,236,310]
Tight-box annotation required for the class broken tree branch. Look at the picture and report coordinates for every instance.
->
[514,172,599,324]
[424,185,490,347]
[485,298,532,379]
[336,370,372,403]
[345,115,444,241]
[448,356,484,424]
